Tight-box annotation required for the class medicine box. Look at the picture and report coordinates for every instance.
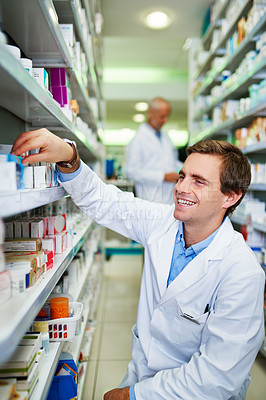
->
[0,344,37,378]
[16,361,39,395]
[0,378,16,400]
[46,358,78,400]
[32,68,49,91]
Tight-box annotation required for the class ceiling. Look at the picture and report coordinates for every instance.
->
[101,0,213,144]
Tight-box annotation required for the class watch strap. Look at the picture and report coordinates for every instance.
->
[57,141,77,168]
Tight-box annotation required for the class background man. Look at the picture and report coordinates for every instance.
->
[126,97,181,204]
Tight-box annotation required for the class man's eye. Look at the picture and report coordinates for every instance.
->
[196,180,204,185]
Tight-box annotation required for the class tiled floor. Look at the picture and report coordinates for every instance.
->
[82,254,266,400]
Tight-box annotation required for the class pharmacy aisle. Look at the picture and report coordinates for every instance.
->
[81,254,266,400]
[81,254,142,399]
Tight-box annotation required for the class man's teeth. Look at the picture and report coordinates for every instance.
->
[178,199,196,206]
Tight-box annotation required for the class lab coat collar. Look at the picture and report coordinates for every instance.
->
[157,217,235,304]
[144,123,165,144]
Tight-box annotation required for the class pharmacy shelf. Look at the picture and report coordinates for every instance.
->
[190,101,266,144]
[0,186,66,219]
[231,216,266,234]
[1,0,100,137]
[195,0,253,78]
[68,255,94,302]
[194,56,266,121]
[77,328,94,398]
[1,0,73,68]
[242,140,266,155]
[230,215,247,226]
[0,45,73,129]
[31,342,63,400]
[253,222,266,234]
[70,71,98,131]
[195,14,266,98]
[53,0,102,103]
[201,0,230,50]
[0,220,93,364]
[0,45,101,163]
[249,184,266,191]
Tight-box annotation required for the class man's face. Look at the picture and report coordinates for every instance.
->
[148,104,170,131]
[173,153,229,230]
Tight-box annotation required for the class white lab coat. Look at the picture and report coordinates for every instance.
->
[61,162,265,400]
[126,123,180,204]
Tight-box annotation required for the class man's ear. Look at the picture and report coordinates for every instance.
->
[223,191,242,210]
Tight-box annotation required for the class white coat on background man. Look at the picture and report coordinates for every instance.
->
[11,130,265,400]
[126,98,181,204]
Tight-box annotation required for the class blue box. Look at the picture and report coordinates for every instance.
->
[46,358,78,400]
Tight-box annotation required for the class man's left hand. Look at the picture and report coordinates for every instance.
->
[104,387,130,399]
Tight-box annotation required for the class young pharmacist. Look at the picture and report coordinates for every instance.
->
[12,129,265,400]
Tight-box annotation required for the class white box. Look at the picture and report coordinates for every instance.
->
[32,68,49,90]
[30,219,44,239]
[14,220,23,238]
[0,162,17,192]
[5,222,14,238]
[23,166,34,189]
[60,24,74,57]
[22,221,31,238]
[33,165,52,189]
[42,237,55,255]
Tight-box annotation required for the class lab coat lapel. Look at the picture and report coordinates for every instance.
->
[158,217,235,305]
[155,220,180,297]
[146,126,162,149]
[160,250,209,304]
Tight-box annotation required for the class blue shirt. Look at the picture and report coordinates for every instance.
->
[56,164,82,182]
[58,166,220,400]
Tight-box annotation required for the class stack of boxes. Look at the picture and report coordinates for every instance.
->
[0,332,44,399]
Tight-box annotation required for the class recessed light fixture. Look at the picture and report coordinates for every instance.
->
[135,102,149,112]
[145,11,170,30]
[133,114,145,123]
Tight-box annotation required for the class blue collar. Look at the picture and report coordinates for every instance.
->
[176,222,221,256]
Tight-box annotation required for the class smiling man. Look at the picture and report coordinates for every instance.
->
[12,130,265,400]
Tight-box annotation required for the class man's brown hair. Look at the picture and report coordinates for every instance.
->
[187,140,251,216]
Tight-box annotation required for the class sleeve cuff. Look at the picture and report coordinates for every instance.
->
[129,385,136,400]
[56,163,82,182]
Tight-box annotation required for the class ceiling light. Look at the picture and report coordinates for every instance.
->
[133,114,145,123]
[145,11,170,30]
[135,102,149,112]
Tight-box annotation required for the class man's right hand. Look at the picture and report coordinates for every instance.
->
[164,172,179,183]
[11,128,73,166]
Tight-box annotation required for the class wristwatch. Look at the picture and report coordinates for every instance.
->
[57,139,78,168]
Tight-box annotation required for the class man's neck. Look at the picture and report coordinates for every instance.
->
[183,219,224,248]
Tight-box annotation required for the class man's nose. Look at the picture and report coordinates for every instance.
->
[176,178,190,193]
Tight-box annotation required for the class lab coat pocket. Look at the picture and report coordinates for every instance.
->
[170,302,208,348]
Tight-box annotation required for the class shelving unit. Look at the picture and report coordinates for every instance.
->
[0,220,93,364]
[189,1,266,145]
[0,0,104,162]
[0,0,105,398]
